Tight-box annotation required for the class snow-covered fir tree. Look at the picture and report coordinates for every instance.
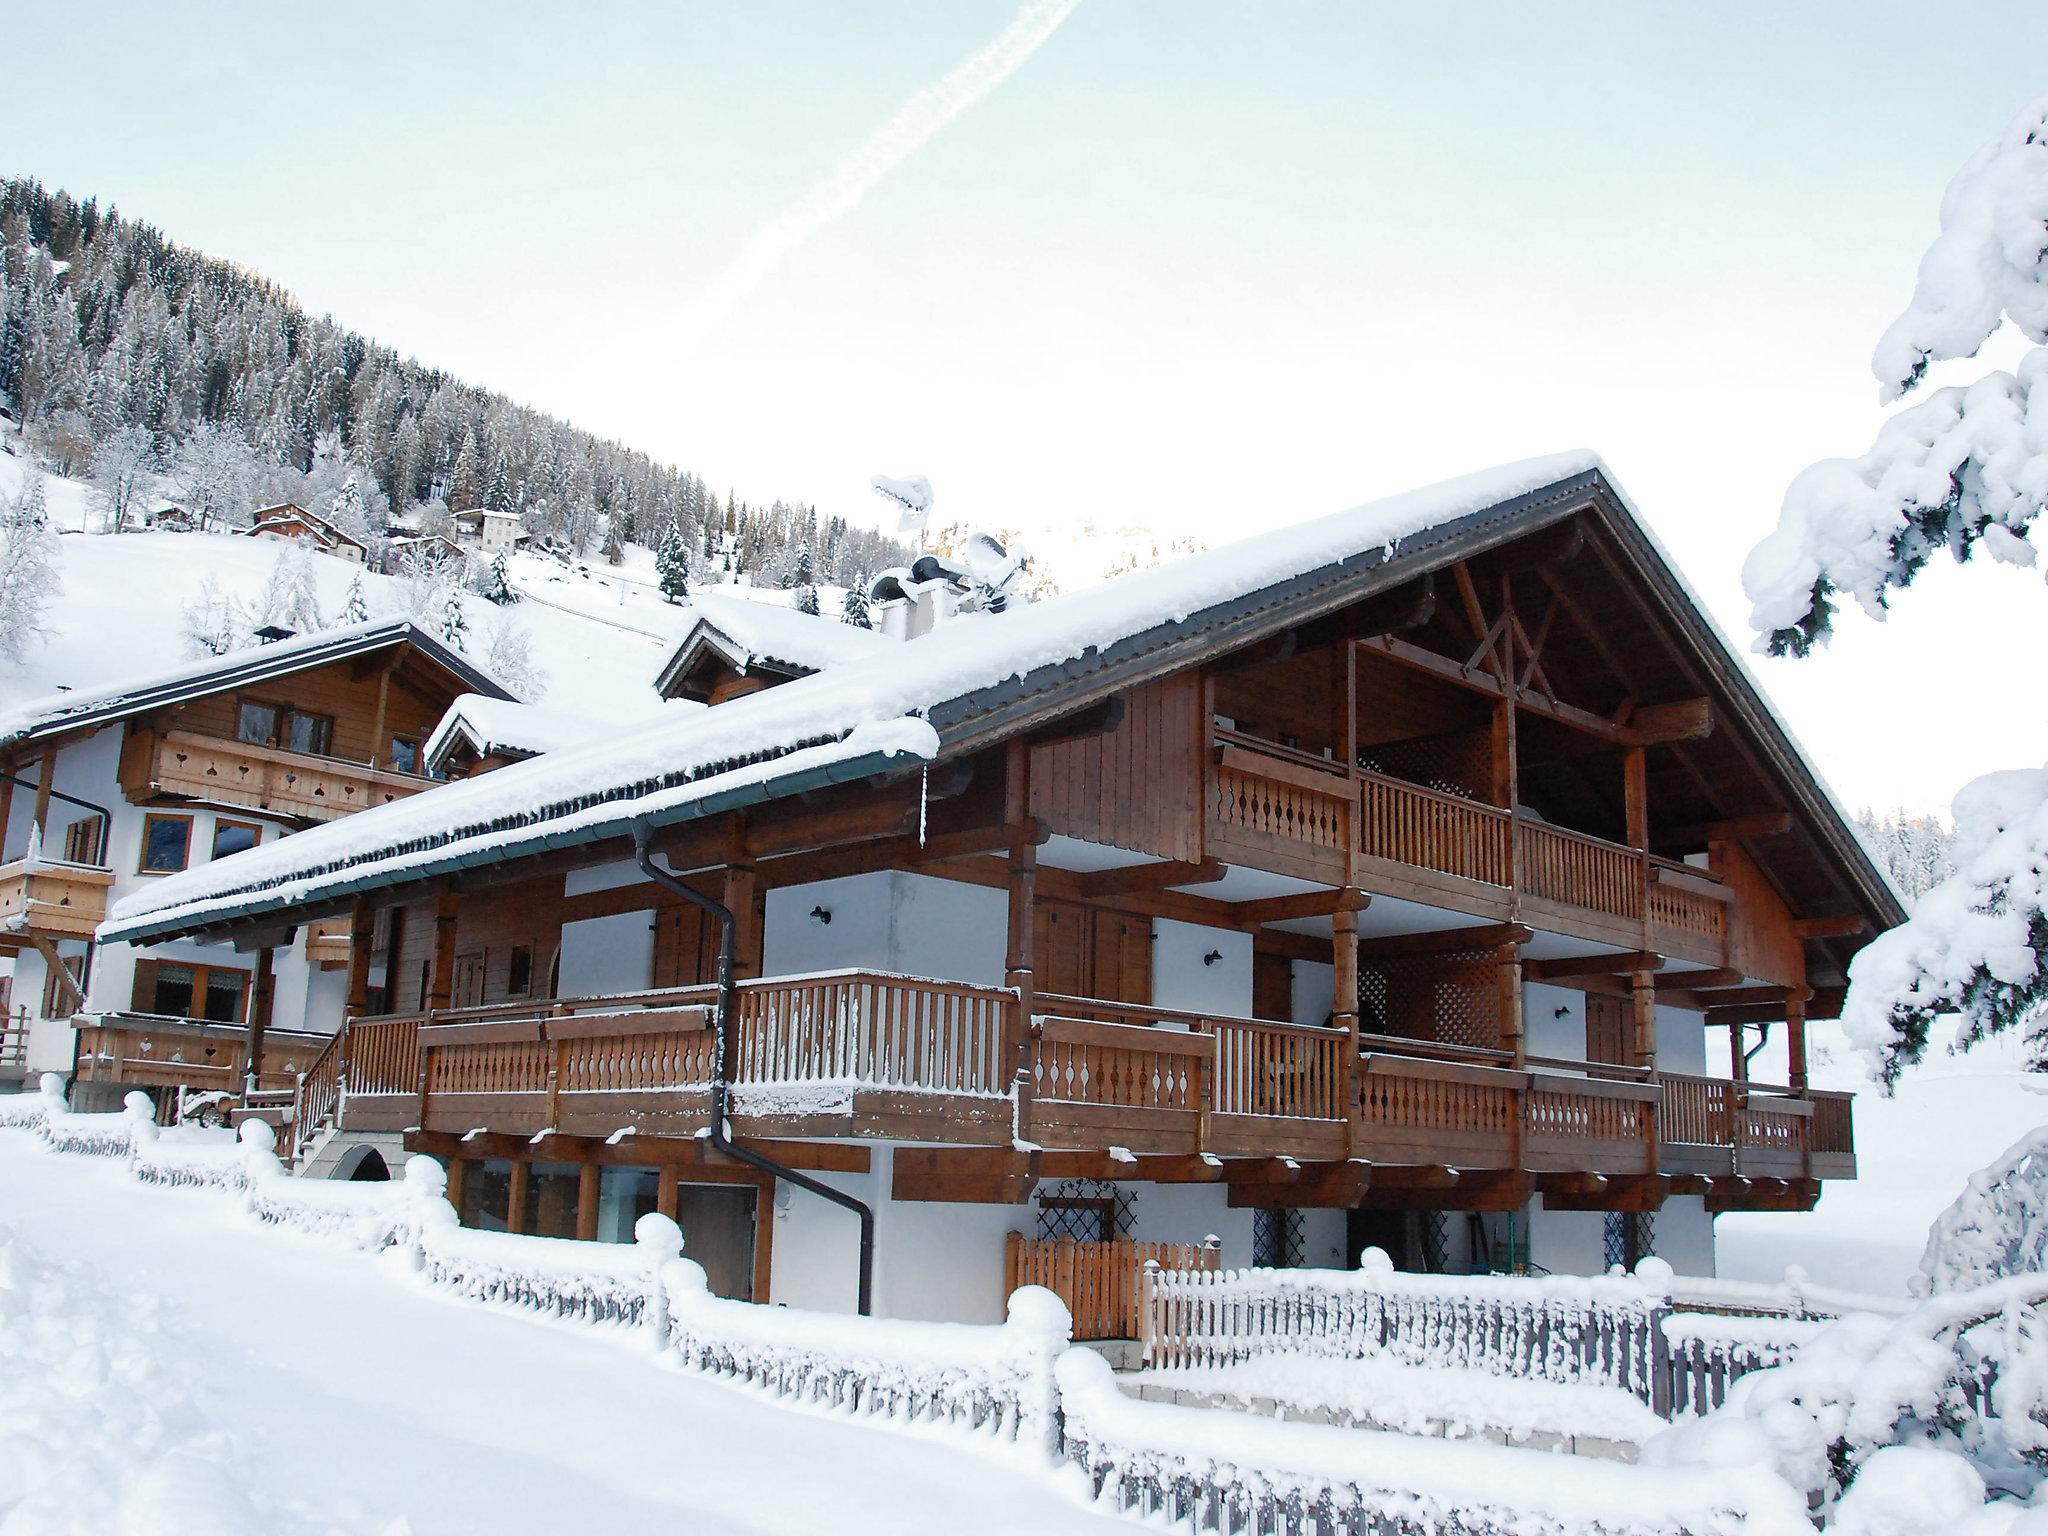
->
[438,586,467,651]
[252,544,322,636]
[481,610,546,701]
[339,573,369,626]
[0,473,60,663]
[792,583,820,616]
[1854,809,1958,904]
[841,580,871,629]
[478,551,514,605]
[180,573,241,657]
[0,176,915,580]
[1743,92,2048,1083]
[658,521,690,603]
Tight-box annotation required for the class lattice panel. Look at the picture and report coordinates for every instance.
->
[1603,1211,1656,1271]
[1358,729,1493,801]
[1035,1178,1136,1242]
[1252,1207,1307,1268]
[1361,948,1501,1051]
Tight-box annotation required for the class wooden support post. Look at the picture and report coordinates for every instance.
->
[29,750,53,845]
[722,821,761,984]
[1333,907,1361,1150]
[1729,1020,1748,1083]
[1497,940,1525,1067]
[343,898,375,1017]
[506,1158,530,1235]
[1786,989,1809,1094]
[1490,698,1518,812]
[657,1165,680,1221]
[444,1157,466,1219]
[1623,746,1648,850]
[576,1161,602,1241]
[245,945,276,1095]
[427,885,460,1013]
[1630,969,1657,1071]
[369,659,395,769]
[1003,741,1039,1140]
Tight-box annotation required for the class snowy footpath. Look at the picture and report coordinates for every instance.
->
[0,1131,1121,1536]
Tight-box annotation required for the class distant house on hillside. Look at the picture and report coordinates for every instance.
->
[242,504,367,563]
[143,503,199,533]
[654,591,892,706]
[386,533,467,570]
[477,510,524,555]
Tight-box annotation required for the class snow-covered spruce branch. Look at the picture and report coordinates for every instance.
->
[1057,1349,1811,1536]
[1922,1123,2048,1295]
[1841,766,2048,1084]
[664,1261,1069,1452]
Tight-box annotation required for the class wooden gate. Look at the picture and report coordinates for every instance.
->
[1005,1233,1221,1340]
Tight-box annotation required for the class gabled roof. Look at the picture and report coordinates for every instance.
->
[0,619,513,754]
[653,592,891,700]
[423,693,680,775]
[99,452,1903,950]
[244,503,368,552]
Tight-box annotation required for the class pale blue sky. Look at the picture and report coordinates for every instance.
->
[10,3,2048,810]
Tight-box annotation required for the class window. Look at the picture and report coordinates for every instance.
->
[237,701,280,746]
[139,961,247,1023]
[139,814,193,874]
[508,945,533,997]
[211,819,262,860]
[388,735,422,775]
[62,818,103,866]
[236,698,334,757]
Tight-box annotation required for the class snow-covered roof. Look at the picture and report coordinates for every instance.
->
[653,592,892,698]
[101,454,1593,940]
[99,451,1901,946]
[423,693,682,775]
[244,504,366,550]
[0,619,512,753]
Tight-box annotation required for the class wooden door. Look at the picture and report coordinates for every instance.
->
[453,950,487,1008]
[1091,911,1153,1005]
[1254,951,1293,1022]
[1034,901,1090,998]
[652,904,717,988]
[1586,994,1629,1066]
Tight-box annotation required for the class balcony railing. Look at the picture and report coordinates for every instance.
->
[120,727,438,824]
[0,856,114,939]
[1209,741,1731,965]
[317,970,1849,1184]
[72,1013,331,1098]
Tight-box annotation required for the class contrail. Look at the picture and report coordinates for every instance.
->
[672,0,1082,342]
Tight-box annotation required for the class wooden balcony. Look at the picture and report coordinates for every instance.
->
[0,857,114,941]
[72,1012,332,1097]
[118,726,438,824]
[326,970,1852,1192]
[1208,739,1731,966]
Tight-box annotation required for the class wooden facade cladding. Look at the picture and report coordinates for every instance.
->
[0,858,113,942]
[1028,672,1204,862]
[118,727,438,824]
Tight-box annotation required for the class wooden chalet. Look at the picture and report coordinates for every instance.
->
[0,620,509,1111]
[242,503,369,563]
[100,456,1901,1323]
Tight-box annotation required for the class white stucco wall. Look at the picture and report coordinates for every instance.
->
[1290,958,1335,1027]
[556,910,655,998]
[1655,1003,1709,1075]
[761,871,1006,988]
[1523,981,1585,1062]
[1152,918,1251,1017]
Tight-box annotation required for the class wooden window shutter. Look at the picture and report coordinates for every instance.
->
[1586,994,1629,1065]
[1034,901,1089,998]
[1091,911,1152,1006]
[130,959,159,1013]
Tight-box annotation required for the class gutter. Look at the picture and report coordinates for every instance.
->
[1,770,117,861]
[631,823,877,1315]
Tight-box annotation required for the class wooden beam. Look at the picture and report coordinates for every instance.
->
[1209,630,1298,675]
[1354,923,1532,960]
[1539,1174,1668,1213]
[1627,698,1713,745]
[1524,951,1665,981]
[1230,887,1371,927]
[1791,914,1870,941]
[1657,811,1794,849]
[892,1146,1038,1204]
[907,817,1049,867]
[1075,858,1225,899]
[1355,634,1642,745]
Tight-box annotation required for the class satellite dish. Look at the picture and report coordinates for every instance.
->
[870,474,933,536]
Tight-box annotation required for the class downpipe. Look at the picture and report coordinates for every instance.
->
[632,823,877,1315]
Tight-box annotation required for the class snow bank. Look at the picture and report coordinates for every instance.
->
[666,1261,1070,1452]
[1058,1350,1810,1536]
[0,1225,400,1535]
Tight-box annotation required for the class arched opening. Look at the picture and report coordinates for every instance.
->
[337,1146,391,1182]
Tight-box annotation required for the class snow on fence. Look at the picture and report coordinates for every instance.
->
[1667,1268,1912,1320]
[1057,1349,1811,1536]
[1143,1248,1667,1401]
[417,1212,679,1337]
[665,1260,1069,1451]
[42,1087,156,1157]
[0,1071,66,1131]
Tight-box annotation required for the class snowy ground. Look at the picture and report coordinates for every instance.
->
[0,1129,1120,1536]
[1716,1020,2048,1293]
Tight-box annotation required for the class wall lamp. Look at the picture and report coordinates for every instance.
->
[1203,949,1223,967]
[810,906,833,925]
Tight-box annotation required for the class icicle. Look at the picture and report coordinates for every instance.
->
[918,762,930,848]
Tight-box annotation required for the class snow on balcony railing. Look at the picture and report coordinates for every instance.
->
[664,1260,1069,1451]
[417,1212,678,1336]
[1143,1249,1668,1400]
[1057,1348,1811,1536]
